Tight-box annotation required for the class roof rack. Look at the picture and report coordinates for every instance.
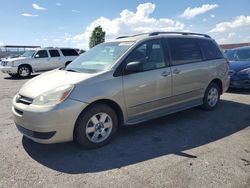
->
[116,33,149,39]
[116,32,211,39]
[149,32,211,38]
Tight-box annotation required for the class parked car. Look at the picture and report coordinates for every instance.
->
[225,46,250,89]
[0,47,79,78]
[13,32,229,148]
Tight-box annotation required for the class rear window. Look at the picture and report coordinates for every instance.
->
[49,50,60,57]
[168,38,202,65]
[61,49,79,56]
[198,39,223,60]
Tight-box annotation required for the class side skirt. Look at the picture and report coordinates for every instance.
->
[125,98,203,125]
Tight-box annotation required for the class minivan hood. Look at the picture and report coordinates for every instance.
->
[19,69,99,98]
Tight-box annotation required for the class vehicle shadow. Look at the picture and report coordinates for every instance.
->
[22,99,250,174]
[227,88,250,95]
[4,74,38,80]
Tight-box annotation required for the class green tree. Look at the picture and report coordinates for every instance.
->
[89,25,105,48]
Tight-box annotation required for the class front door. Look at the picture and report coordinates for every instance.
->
[122,39,172,120]
[33,50,50,72]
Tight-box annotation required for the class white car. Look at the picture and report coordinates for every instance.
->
[0,47,79,78]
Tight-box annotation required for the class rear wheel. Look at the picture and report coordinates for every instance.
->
[202,83,220,110]
[18,65,31,78]
[74,104,118,149]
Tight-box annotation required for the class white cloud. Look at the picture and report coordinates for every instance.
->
[67,3,186,49]
[35,38,40,42]
[72,9,80,13]
[43,38,48,42]
[202,18,207,22]
[21,13,38,17]
[210,14,215,18]
[56,3,62,6]
[180,4,218,19]
[0,41,4,46]
[228,32,236,39]
[32,3,47,11]
[217,32,236,44]
[210,15,250,33]
[53,39,61,42]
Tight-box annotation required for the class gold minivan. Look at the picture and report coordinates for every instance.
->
[12,32,230,148]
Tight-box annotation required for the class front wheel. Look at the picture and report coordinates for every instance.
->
[74,104,118,149]
[202,83,220,110]
[18,65,31,78]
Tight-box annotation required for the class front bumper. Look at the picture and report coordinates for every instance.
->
[0,66,18,74]
[12,96,88,144]
[230,79,250,89]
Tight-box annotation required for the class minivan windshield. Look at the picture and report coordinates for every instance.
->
[226,48,250,61]
[20,50,35,58]
[65,41,133,73]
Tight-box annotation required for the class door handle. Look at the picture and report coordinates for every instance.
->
[161,71,170,77]
[173,69,181,74]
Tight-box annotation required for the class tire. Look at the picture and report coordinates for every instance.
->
[18,65,31,78]
[202,83,220,110]
[8,73,18,77]
[74,104,118,149]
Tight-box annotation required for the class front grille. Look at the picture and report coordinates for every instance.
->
[16,95,33,105]
[1,61,7,66]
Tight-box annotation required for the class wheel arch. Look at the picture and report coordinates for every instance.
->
[208,78,223,94]
[18,64,33,73]
[73,99,125,139]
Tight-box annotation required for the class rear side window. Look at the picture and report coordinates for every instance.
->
[49,50,60,57]
[61,49,79,56]
[168,38,202,65]
[198,39,223,60]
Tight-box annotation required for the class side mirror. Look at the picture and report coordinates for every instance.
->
[125,61,143,74]
[34,54,39,58]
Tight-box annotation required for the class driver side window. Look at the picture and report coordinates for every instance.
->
[126,40,166,71]
[35,50,48,58]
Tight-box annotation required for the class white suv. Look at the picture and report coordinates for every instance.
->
[0,47,79,78]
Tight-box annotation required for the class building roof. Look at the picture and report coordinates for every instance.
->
[220,42,250,50]
[1,45,40,48]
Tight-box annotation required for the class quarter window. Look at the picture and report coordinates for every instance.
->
[126,40,166,71]
[168,38,202,65]
[49,50,60,57]
[61,49,79,56]
[198,39,223,60]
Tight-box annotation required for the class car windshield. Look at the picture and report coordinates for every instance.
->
[20,50,35,57]
[226,48,250,61]
[65,41,134,73]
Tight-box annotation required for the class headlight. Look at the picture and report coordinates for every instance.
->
[238,68,250,75]
[32,84,74,106]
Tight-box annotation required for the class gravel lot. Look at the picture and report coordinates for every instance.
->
[0,72,249,188]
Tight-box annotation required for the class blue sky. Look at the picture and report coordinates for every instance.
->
[0,0,250,49]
